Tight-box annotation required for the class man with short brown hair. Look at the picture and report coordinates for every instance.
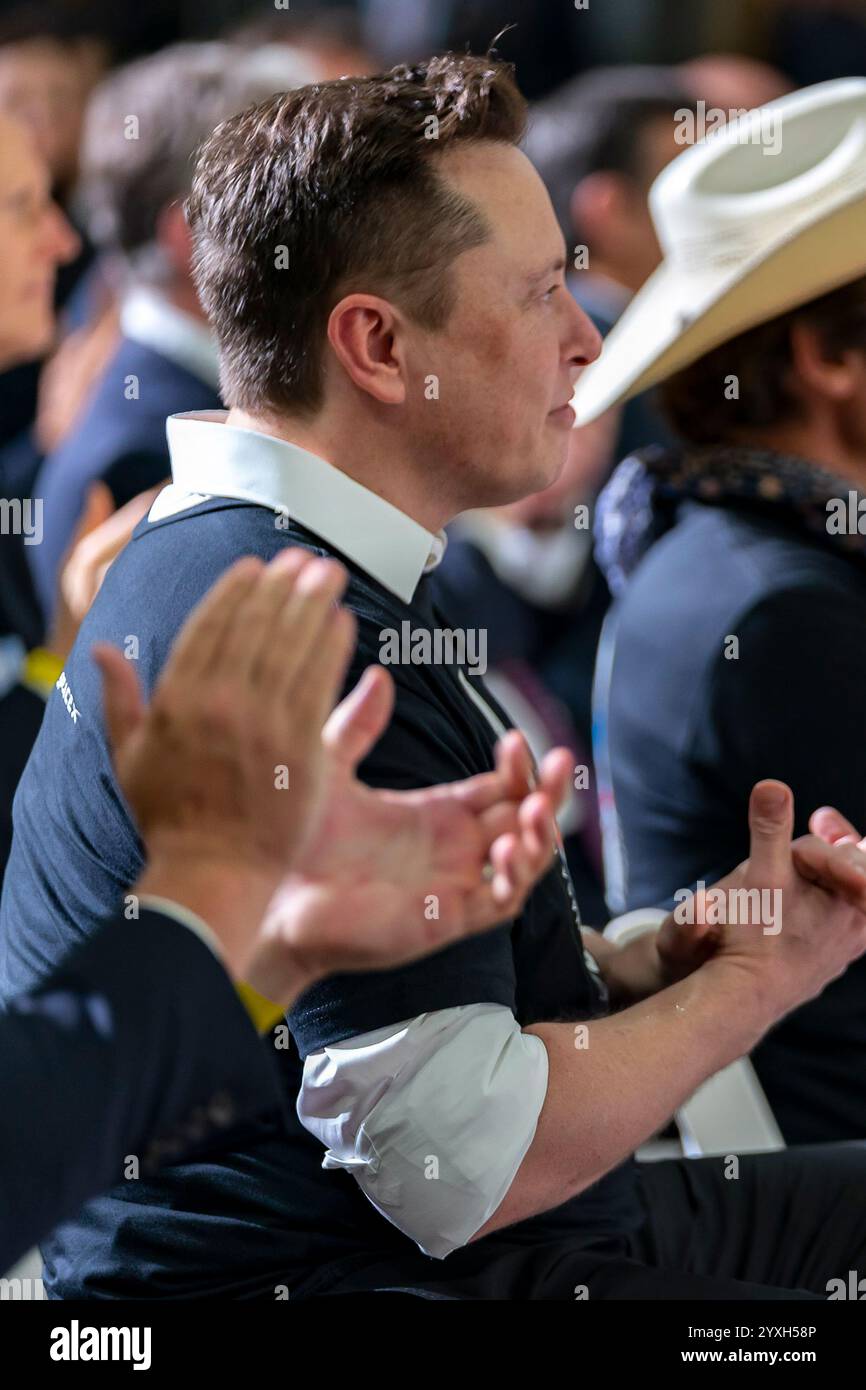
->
[7,56,866,1302]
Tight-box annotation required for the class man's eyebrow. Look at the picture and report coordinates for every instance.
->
[526,256,567,285]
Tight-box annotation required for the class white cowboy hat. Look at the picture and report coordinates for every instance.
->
[571,77,866,424]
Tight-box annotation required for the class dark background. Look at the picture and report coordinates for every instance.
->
[2,0,866,99]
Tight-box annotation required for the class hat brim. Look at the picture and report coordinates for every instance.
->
[572,193,866,425]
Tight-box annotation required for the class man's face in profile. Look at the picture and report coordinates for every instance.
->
[396,141,601,515]
[0,114,77,369]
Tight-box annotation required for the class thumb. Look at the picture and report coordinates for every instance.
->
[92,643,144,762]
[322,665,395,772]
[747,779,794,879]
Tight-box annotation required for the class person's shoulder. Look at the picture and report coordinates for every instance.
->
[97,497,290,609]
[688,503,866,591]
[88,337,219,412]
[636,503,766,590]
[614,505,743,653]
[625,501,866,621]
[41,340,220,478]
[110,339,223,416]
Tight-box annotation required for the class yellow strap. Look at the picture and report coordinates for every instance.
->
[20,647,64,701]
[236,981,285,1035]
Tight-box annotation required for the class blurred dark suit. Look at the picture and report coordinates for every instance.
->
[0,905,283,1273]
[0,430,45,649]
[0,683,44,888]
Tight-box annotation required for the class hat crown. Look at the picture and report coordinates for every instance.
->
[651,78,866,271]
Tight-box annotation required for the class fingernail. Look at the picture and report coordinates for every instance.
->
[759,786,787,813]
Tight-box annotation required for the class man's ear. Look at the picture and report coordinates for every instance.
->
[327,294,407,406]
[790,319,861,403]
[570,172,627,250]
[155,201,194,278]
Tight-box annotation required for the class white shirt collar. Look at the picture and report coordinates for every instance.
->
[120,287,221,392]
[159,411,446,603]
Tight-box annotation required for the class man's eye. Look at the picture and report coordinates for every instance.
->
[543,285,560,301]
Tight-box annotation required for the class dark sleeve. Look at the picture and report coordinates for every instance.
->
[0,684,45,883]
[0,906,285,1272]
[707,584,866,836]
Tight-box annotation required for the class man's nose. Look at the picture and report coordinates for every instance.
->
[43,201,81,268]
[564,296,603,375]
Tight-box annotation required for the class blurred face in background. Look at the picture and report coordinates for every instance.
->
[572,113,684,294]
[0,113,78,369]
[0,37,106,194]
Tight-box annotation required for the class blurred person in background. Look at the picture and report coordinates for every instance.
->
[0,54,186,880]
[228,4,375,78]
[0,113,78,446]
[28,40,318,629]
[679,52,792,112]
[524,66,692,458]
[0,18,106,203]
[0,3,109,452]
[588,77,866,1143]
[0,107,87,881]
[0,4,116,665]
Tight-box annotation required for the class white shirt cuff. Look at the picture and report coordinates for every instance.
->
[603,907,669,946]
[298,1003,549,1259]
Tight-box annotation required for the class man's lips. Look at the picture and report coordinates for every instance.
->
[548,401,576,425]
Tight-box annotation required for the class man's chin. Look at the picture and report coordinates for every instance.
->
[491,472,564,515]
[532,445,569,494]
[6,324,54,371]
[463,441,567,513]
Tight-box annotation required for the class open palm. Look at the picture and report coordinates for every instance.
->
[249,664,570,993]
